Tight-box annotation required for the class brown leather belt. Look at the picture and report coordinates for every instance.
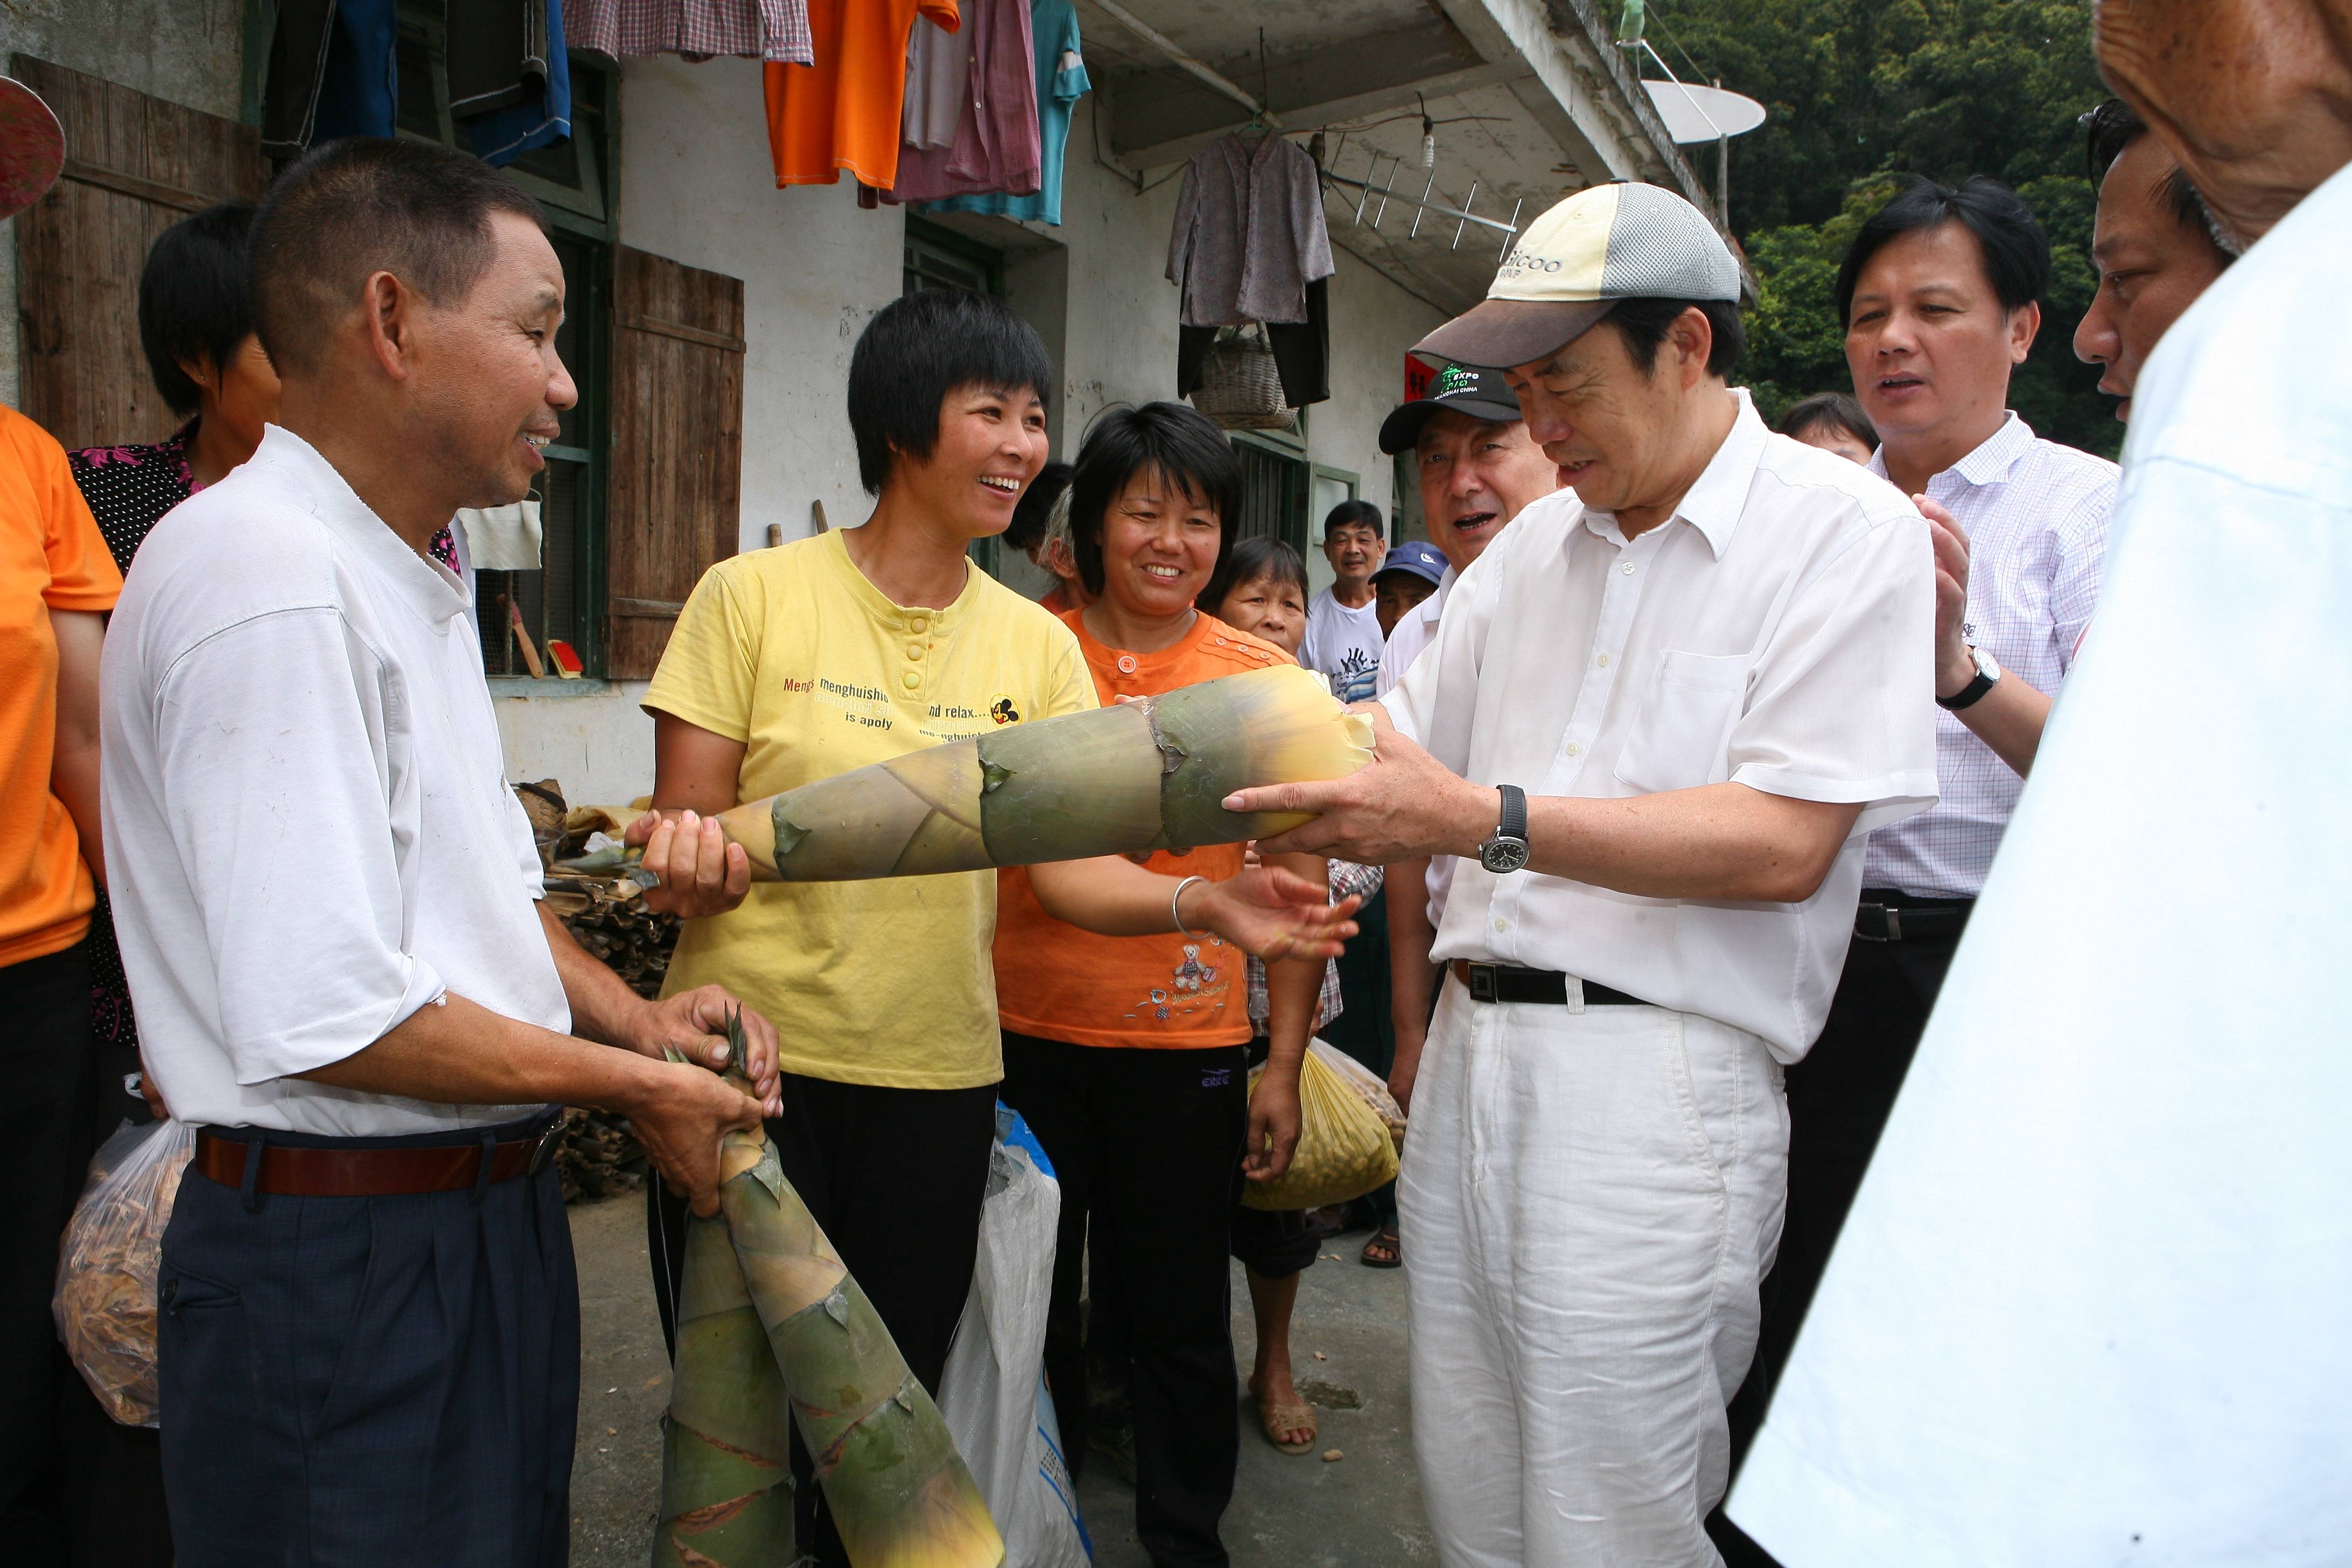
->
[1451,960,1648,1007]
[192,1125,561,1198]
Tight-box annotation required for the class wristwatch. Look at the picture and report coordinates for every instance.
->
[1936,644,2001,711]
[1478,785,1531,874]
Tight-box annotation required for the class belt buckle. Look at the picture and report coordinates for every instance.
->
[1466,962,1499,1003]
[527,1123,561,1177]
[1854,902,1900,942]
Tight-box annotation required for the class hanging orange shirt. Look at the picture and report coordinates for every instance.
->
[0,405,121,967]
[992,608,1292,1051]
[764,0,958,190]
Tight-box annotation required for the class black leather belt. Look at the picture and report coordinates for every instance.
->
[1451,960,1648,1007]
[1853,895,1975,943]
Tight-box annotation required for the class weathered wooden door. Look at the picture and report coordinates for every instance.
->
[11,57,267,449]
[603,246,746,680]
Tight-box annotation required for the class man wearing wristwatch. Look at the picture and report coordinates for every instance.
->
[1713,178,2120,1553]
[1225,183,1940,1566]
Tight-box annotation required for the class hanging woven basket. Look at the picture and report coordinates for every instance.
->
[1191,323,1297,432]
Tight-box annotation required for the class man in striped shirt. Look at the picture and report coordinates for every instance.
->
[1720,174,2117,1555]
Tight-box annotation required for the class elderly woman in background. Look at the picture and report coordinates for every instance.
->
[1202,535,1387,1451]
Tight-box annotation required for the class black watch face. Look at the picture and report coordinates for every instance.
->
[1481,837,1531,874]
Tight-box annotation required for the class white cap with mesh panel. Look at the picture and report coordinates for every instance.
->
[1411,181,1740,371]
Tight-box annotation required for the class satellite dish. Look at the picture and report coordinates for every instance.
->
[1642,80,1766,144]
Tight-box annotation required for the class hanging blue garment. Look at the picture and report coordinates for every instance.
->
[300,0,400,149]
[458,0,573,167]
[926,0,1089,226]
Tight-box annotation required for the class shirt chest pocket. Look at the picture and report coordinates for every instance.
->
[1612,649,1749,795]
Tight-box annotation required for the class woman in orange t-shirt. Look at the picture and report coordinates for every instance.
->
[1,402,120,1530]
[992,403,1333,1564]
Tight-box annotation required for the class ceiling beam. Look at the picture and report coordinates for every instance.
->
[1099,14,1511,169]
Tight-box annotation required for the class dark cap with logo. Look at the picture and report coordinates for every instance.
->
[1370,540,1449,590]
[1377,361,1524,456]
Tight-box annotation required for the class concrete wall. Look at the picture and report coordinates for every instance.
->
[0,0,249,405]
[494,680,659,809]
[613,54,902,555]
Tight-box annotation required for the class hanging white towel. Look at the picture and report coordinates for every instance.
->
[453,499,543,571]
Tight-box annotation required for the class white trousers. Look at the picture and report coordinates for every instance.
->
[1401,978,1789,1568]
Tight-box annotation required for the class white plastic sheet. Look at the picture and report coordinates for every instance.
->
[940,1107,1091,1567]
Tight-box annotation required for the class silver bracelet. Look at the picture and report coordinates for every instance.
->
[1171,874,1209,936]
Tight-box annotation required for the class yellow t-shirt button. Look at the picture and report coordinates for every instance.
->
[908,643,925,660]
[909,618,928,633]
[902,670,920,690]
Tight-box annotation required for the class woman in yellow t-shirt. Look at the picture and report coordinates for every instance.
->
[990,403,1334,1564]
[626,294,1354,1568]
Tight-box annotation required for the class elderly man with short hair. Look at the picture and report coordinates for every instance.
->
[101,138,779,1567]
[1364,361,1559,1270]
[1727,1,2352,1560]
[1230,182,1939,1566]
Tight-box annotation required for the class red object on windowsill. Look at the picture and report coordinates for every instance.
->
[544,639,584,679]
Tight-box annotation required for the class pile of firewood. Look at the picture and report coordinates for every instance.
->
[518,782,683,1202]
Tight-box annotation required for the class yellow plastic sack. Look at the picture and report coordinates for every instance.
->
[1242,1041,1400,1211]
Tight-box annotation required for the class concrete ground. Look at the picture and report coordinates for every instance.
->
[566,1192,1431,1566]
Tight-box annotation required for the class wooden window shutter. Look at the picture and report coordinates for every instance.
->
[11,57,266,450]
[605,246,746,680]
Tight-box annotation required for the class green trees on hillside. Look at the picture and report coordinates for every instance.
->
[1650,0,2117,453]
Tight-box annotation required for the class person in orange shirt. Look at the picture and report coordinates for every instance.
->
[764,0,957,189]
[0,401,121,1551]
[991,402,1329,1568]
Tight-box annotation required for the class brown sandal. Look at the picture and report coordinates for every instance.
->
[1360,1223,1401,1269]
[1248,1376,1318,1455]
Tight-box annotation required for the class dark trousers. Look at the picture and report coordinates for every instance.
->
[1320,887,1397,1227]
[1,942,96,1558]
[158,1111,578,1568]
[1710,897,1966,1567]
[1002,1031,1248,1568]
[647,1069,998,1568]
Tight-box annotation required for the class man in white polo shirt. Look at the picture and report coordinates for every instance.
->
[1231,182,1938,1565]
[101,139,775,1568]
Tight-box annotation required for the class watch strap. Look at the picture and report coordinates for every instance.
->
[1496,783,1527,842]
[1936,652,1997,712]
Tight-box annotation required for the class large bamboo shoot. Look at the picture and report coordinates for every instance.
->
[655,1041,1003,1568]
[566,665,1371,889]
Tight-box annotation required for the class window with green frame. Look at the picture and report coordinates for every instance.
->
[1229,431,1312,559]
[904,217,1006,298]
[388,3,619,677]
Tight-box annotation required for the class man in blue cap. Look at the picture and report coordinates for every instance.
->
[1370,541,1447,641]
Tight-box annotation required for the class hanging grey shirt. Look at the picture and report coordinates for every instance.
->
[1166,132,1335,326]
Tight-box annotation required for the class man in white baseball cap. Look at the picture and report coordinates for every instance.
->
[1225,181,1940,1565]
